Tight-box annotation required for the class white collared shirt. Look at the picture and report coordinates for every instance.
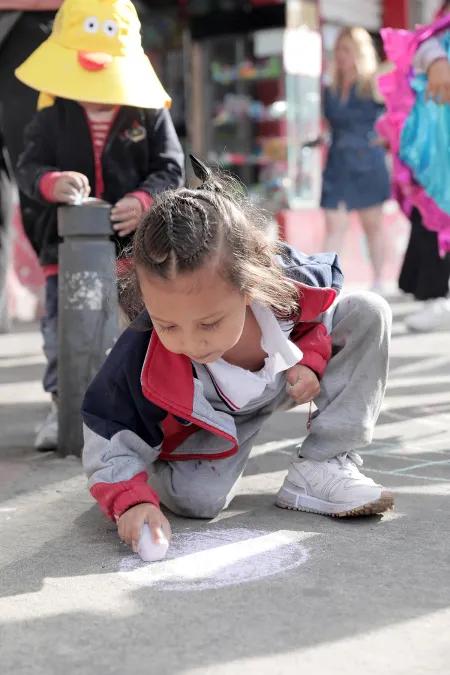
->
[193,303,303,414]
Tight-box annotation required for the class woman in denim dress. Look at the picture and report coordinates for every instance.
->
[321,27,390,292]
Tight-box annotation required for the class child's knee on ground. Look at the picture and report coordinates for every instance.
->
[168,487,228,520]
[336,291,392,343]
[156,460,236,519]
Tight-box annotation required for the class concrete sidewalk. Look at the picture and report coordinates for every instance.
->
[1,296,450,675]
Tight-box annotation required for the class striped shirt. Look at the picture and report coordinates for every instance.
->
[84,106,119,198]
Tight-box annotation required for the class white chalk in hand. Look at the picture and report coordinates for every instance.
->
[137,523,169,562]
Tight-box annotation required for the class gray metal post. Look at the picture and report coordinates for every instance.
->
[57,200,119,457]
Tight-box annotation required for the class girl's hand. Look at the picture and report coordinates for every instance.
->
[117,503,172,552]
[53,172,90,204]
[111,196,143,237]
[427,59,450,104]
[286,364,320,405]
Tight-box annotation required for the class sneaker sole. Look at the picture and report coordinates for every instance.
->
[34,434,58,452]
[276,482,395,517]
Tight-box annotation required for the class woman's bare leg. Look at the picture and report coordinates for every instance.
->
[359,204,386,286]
[323,206,349,254]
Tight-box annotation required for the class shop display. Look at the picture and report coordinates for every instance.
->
[200,32,289,214]
[213,94,287,126]
[185,0,323,216]
[211,56,282,85]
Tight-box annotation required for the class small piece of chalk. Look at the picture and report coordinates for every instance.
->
[137,523,169,562]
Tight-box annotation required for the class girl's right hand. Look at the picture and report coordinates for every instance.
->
[427,59,450,104]
[117,503,172,552]
[53,171,90,204]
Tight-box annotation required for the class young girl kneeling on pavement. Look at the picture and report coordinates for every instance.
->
[82,157,394,552]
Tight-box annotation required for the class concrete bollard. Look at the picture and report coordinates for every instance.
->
[57,200,119,457]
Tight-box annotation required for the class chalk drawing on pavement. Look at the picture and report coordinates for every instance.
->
[118,527,314,592]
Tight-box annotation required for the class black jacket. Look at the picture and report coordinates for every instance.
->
[0,129,13,249]
[16,98,185,266]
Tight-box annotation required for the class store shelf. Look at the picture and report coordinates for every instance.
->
[211,56,283,85]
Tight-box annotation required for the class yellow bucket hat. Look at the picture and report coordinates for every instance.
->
[15,0,171,110]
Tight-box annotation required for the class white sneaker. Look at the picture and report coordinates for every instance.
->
[276,453,394,517]
[405,298,450,333]
[34,404,58,451]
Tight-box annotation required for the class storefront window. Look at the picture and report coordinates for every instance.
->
[199,28,288,213]
[284,0,322,209]
[186,1,325,215]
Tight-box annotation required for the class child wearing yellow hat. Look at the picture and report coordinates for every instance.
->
[14,0,185,451]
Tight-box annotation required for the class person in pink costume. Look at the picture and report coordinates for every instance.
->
[377,3,450,332]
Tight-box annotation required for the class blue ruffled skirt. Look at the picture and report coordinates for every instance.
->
[400,50,450,215]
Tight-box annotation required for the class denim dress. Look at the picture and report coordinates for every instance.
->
[320,85,390,211]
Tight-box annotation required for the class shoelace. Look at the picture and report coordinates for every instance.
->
[327,452,363,475]
[306,401,312,429]
[304,415,365,478]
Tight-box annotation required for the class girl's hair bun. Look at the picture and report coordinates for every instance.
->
[190,154,222,193]
[190,154,211,183]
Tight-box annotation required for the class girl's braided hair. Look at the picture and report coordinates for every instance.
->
[120,156,299,322]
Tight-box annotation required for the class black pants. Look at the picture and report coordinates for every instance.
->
[399,208,450,301]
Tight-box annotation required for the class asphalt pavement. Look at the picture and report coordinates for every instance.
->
[1,293,450,675]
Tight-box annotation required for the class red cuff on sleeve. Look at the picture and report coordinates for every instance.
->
[300,350,328,379]
[128,191,153,212]
[90,472,160,521]
[291,322,332,379]
[39,171,63,202]
[42,264,59,279]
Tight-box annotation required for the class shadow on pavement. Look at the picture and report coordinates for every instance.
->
[0,474,449,673]
[2,300,450,672]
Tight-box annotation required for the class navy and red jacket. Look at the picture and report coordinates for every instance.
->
[81,244,343,522]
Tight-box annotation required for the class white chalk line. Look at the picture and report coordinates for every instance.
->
[119,528,317,592]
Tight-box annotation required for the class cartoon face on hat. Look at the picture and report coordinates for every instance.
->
[15,0,171,110]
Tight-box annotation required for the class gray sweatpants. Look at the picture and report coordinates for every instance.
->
[150,292,392,519]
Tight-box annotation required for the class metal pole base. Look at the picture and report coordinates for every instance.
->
[57,202,119,457]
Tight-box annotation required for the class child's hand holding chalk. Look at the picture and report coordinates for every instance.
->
[117,503,172,562]
[51,171,90,205]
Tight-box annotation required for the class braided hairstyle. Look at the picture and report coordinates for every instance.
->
[120,156,299,322]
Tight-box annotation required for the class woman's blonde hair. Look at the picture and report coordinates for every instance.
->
[330,27,379,98]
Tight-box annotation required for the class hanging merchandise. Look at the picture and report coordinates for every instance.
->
[15,0,171,110]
